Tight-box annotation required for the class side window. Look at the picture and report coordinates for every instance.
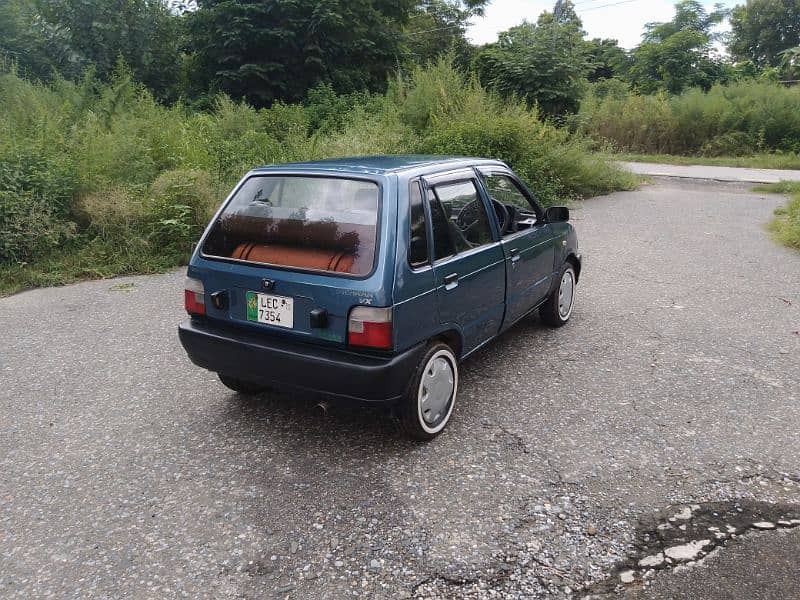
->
[430,180,494,257]
[483,173,535,212]
[428,189,457,261]
[408,181,429,268]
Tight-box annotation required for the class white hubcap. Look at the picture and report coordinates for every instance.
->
[417,349,458,434]
[558,269,575,320]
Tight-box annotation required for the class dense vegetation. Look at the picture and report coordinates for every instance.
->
[4,1,796,112]
[0,61,636,294]
[575,80,800,156]
[2,0,799,294]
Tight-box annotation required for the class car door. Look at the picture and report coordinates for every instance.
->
[422,172,506,355]
[477,169,556,328]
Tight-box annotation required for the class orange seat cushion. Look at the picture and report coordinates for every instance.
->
[232,243,355,274]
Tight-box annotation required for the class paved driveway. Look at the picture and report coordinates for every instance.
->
[620,161,800,183]
[1,178,798,599]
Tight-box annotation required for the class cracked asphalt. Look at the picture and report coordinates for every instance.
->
[1,177,799,598]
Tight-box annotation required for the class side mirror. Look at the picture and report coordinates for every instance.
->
[545,206,569,223]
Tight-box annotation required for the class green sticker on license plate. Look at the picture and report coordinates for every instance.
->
[246,291,294,329]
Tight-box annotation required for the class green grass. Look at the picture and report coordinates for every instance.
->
[0,238,186,296]
[754,182,800,251]
[607,152,800,170]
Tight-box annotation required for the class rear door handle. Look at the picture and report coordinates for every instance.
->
[509,248,521,263]
[444,273,459,290]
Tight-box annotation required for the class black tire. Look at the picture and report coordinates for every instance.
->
[218,374,269,395]
[398,342,459,441]
[539,263,577,328]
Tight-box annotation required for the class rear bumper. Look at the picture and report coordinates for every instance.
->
[178,319,425,403]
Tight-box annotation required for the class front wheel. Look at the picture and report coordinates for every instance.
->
[539,263,577,327]
[218,374,269,395]
[398,342,459,441]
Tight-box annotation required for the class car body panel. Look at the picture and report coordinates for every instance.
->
[499,226,557,327]
[420,169,507,355]
[474,166,558,327]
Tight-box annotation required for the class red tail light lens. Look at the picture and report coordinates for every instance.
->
[347,306,392,350]
[184,277,205,315]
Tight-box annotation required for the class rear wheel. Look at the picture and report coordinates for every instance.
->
[539,263,577,327]
[398,342,459,441]
[218,374,269,395]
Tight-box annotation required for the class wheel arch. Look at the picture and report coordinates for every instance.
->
[565,253,582,283]
[433,329,463,360]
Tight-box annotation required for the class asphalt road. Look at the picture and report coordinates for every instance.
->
[1,177,799,599]
[620,161,800,183]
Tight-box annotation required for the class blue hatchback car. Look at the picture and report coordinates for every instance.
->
[179,156,581,439]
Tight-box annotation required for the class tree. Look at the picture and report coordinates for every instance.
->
[187,0,418,107]
[642,0,727,42]
[404,0,487,68]
[475,1,590,116]
[585,38,631,82]
[54,0,181,99]
[629,0,728,94]
[2,0,184,99]
[729,0,800,69]
[0,0,73,79]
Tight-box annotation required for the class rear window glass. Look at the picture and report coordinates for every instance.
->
[202,176,379,276]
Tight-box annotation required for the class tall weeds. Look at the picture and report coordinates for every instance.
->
[576,80,800,156]
[0,59,635,294]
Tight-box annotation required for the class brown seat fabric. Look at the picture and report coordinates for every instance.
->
[232,243,355,274]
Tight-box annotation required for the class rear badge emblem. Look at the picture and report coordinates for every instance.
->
[261,279,275,291]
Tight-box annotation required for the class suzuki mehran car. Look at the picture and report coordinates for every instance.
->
[179,156,581,440]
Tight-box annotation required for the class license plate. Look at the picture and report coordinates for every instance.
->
[246,292,294,328]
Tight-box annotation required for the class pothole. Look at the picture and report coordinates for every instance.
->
[589,500,800,595]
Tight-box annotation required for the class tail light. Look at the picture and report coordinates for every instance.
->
[347,306,392,350]
[184,277,205,315]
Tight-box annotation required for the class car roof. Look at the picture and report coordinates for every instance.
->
[250,155,508,176]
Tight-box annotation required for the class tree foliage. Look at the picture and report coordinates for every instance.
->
[186,0,418,106]
[0,0,182,100]
[585,38,631,82]
[629,0,728,94]
[0,0,73,78]
[2,0,800,121]
[729,0,800,69]
[404,0,483,69]
[475,1,590,117]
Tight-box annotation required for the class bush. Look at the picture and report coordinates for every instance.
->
[700,132,761,157]
[577,80,800,156]
[76,169,217,260]
[0,149,77,263]
[0,192,77,264]
[75,187,145,241]
[143,169,217,256]
[420,113,600,205]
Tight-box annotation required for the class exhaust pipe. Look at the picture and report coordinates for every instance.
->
[315,400,331,416]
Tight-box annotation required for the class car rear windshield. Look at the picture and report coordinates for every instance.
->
[202,175,380,277]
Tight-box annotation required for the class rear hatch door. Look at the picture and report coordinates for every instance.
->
[189,171,394,347]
